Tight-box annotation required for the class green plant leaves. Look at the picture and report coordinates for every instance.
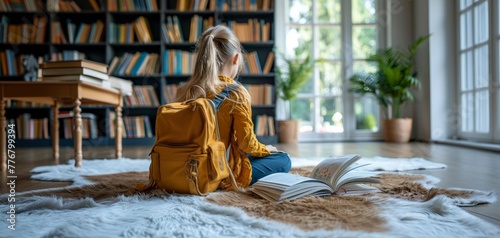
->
[276,48,320,101]
[348,34,430,118]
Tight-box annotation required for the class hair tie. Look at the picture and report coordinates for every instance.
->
[209,34,215,40]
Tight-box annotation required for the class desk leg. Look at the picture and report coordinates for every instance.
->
[52,100,60,161]
[0,100,5,171]
[73,99,83,167]
[115,105,122,158]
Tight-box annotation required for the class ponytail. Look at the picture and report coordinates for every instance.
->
[176,25,244,102]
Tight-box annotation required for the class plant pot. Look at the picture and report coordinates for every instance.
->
[382,118,412,143]
[278,119,299,143]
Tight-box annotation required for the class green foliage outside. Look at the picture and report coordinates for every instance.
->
[356,113,377,130]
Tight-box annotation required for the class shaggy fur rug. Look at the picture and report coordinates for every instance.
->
[1,157,498,238]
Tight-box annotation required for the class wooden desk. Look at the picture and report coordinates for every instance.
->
[0,81,123,170]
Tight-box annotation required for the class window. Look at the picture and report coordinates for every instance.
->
[458,0,499,143]
[281,0,380,141]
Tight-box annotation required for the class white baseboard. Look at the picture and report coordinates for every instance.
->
[433,139,500,153]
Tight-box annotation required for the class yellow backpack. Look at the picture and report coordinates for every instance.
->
[138,86,241,195]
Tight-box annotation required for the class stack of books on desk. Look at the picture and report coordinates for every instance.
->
[40,59,110,87]
[39,59,133,95]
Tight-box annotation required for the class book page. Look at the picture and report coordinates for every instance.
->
[336,183,381,195]
[255,172,319,187]
[251,173,333,202]
[309,154,361,188]
[334,171,380,190]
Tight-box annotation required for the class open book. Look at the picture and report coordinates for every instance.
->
[250,154,381,203]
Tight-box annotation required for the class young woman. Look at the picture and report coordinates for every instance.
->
[175,25,291,189]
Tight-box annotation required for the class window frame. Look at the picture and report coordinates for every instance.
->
[276,0,385,142]
[456,0,500,143]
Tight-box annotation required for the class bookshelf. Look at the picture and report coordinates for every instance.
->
[0,0,277,147]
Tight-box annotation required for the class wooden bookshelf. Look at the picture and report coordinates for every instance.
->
[0,0,277,147]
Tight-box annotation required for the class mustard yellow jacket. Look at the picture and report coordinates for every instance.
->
[208,75,270,189]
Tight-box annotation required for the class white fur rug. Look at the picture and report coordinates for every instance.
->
[1,190,499,237]
[1,157,498,238]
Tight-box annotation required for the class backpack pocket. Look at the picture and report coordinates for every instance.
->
[207,141,230,182]
[150,144,222,194]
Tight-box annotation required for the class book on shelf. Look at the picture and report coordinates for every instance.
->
[177,0,213,11]
[164,15,184,43]
[163,50,195,75]
[244,84,273,105]
[242,51,275,75]
[109,113,152,138]
[250,154,381,203]
[65,20,104,43]
[1,15,48,44]
[58,111,98,139]
[48,50,86,61]
[46,0,101,12]
[40,59,108,73]
[164,84,178,104]
[50,21,68,44]
[0,50,18,76]
[123,115,153,138]
[226,19,271,42]
[133,16,153,43]
[1,0,42,12]
[217,0,273,11]
[255,114,274,136]
[52,0,81,12]
[124,85,159,107]
[187,15,214,43]
[108,22,134,43]
[262,51,274,74]
[34,16,48,43]
[87,0,101,11]
[74,22,91,44]
[107,0,157,12]
[109,52,159,76]
[164,16,180,43]
[14,114,50,140]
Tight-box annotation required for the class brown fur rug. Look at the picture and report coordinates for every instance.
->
[20,167,488,232]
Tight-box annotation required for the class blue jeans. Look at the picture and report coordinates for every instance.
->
[248,152,292,185]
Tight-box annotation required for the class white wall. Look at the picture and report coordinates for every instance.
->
[385,0,414,48]
[412,0,431,141]
[412,0,456,141]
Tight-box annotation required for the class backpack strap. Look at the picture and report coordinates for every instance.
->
[211,85,236,111]
[209,84,247,193]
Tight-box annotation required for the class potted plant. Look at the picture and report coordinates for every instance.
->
[275,45,320,143]
[348,34,430,142]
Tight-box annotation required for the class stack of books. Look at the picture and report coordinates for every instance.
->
[40,59,110,87]
[39,59,133,96]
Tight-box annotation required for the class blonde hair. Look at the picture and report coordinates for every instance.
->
[176,25,244,101]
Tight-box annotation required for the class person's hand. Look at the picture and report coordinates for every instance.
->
[265,144,279,153]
